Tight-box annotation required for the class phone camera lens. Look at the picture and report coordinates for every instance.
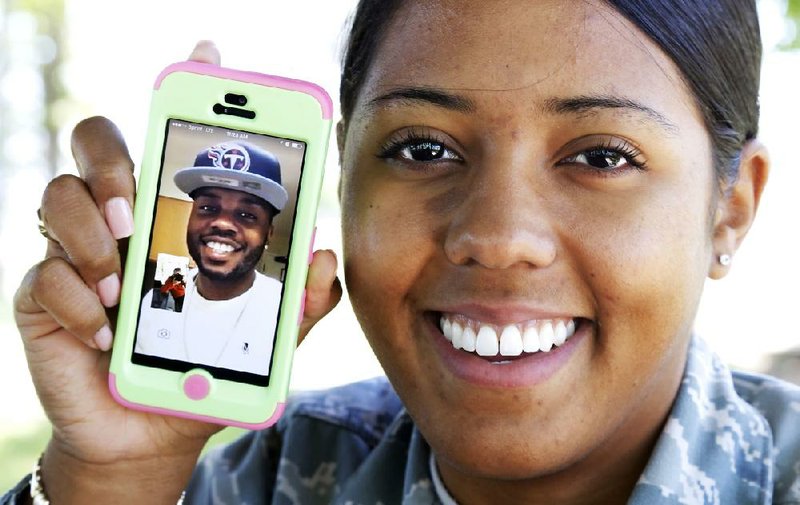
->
[225,93,248,106]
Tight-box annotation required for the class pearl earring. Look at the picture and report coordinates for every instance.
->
[718,254,732,266]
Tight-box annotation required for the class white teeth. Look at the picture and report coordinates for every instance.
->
[499,325,523,356]
[539,321,555,352]
[442,317,452,341]
[440,314,579,358]
[553,320,567,346]
[207,241,235,253]
[476,326,499,356]
[452,322,463,344]
[522,326,540,353]
[461,327,477,352]
[451,323,464,349]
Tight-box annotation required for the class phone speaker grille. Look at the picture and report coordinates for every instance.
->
[213,103,256,119]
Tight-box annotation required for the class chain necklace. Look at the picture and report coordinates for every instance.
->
[181,273,255,367]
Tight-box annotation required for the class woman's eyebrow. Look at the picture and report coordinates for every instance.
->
[543,95,679,135]
[366,87,475,113]
[366,89,678,135]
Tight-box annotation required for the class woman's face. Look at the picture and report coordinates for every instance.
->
[341,0,716,483]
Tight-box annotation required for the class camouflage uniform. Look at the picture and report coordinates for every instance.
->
[3,337,800,504]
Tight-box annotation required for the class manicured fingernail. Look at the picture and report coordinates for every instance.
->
[189,40,218,61]
[194,40,215,50]
[105,197,134,239]
[93,325,113,352]
[97,273,121,307]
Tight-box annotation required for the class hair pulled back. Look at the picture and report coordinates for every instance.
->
[339,0,762,184]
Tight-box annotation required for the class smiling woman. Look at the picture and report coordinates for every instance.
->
[337,0,775,502]
[4,0,799,504]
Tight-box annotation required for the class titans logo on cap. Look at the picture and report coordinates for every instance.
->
[174,141,290,211]
[207,144,251,172]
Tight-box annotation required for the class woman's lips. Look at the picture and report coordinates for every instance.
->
[425,311,589,388]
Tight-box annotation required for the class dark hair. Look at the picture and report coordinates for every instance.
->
[339,0,762,184]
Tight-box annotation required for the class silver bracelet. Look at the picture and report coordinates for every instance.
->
[30,455,49,505]
[31,454,186,504]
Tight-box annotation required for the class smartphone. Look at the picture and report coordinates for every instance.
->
[109,62,332,428]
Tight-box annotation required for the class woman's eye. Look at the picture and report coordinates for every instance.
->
[380,138,462,164]
[558,145,645,174]
[573,149,627,169]
[402,141,451,161]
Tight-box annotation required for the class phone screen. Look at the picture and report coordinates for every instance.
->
[131,119,307,386]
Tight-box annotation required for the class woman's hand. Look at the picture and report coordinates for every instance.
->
[12,41,341,504]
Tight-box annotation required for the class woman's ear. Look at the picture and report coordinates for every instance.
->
[709,140,770,280]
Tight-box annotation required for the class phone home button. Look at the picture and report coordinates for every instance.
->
[183,372,211,401]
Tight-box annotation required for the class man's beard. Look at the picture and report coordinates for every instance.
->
[188,236,267,284]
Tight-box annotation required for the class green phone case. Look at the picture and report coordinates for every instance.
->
[109,62,332,428]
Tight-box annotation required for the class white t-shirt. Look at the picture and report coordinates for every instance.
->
[134,271,283,376]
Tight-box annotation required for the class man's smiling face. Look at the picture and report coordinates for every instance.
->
[186,186,274,284]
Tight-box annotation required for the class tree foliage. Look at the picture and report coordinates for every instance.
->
[785,0,800,48]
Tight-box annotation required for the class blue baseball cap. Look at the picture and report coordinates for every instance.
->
[173,142,289,212]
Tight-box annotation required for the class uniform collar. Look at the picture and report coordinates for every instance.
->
[630,337,773,504]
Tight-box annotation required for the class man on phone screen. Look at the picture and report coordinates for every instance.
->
[135,142,288,376]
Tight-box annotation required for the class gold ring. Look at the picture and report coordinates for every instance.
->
[37,208,54,241]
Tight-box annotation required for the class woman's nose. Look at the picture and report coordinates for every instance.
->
[443,164,557,270]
